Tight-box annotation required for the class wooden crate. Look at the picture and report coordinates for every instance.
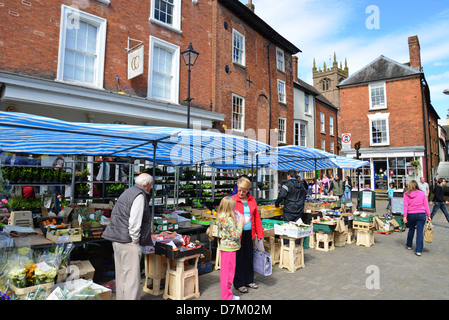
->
[9,281,54,300]
[143,253,169,296]
[353,220,373,231]
[46,227,82,243]
[315,232,335,252]
[279,236,305,272]
[164,254,200,300]
[356,230,375,247]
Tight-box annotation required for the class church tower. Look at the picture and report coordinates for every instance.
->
[312,52,349,109]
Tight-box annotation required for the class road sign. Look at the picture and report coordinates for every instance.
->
[342,133,351,149]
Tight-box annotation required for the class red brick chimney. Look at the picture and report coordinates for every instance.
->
[408,35,422,71]
[292,56,299,82]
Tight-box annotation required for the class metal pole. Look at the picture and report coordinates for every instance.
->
[187,66,191,129]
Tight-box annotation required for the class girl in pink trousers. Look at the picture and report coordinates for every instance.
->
[216,196,246,300]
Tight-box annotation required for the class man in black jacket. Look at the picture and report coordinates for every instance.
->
[430,178,449,222]
[275,169,306,224]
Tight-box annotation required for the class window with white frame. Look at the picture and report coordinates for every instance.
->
[369,82,387,109]
[232,29,245,66]
[150,0,181,32]
[278,118,286,143]
[320,112,325,133]
[304,94,310,114]
[276,47,285,72]
[294,120,307,147]
[148,36,180,103]
[278,80,286,103]
[368,113,390,146]
[57,5,107,88]
[321,139,326,151]
[330,141,335,154]
[329,116,334,136]
[232,94,245,131]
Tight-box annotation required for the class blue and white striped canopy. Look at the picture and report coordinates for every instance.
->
[312,149,370,169]
[0,111,272,166]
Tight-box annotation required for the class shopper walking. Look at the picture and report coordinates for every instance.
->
[418,176,430,200]
[102,173,154,300]
[386,183,395,211]
[403,180,431,256]
[430,178,449,222]
[217,196,246,300]
[231,177,263,294]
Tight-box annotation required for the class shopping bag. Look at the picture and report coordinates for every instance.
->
[253,239,272,276]
[424,221,433,243]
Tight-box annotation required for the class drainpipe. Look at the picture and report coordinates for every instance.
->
[420,75,429,184]
[267,43,272,146]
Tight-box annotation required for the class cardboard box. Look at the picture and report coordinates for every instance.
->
[49,279,111,300]
[46,227,82,243]
[56,260,95,283]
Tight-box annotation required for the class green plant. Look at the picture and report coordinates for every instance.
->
[81,168,90,179]
[7,196,27,210]
[75,183,90,194]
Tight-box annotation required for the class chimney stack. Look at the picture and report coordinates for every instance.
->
[408,35,422,71]
[245,0,255,12]
[292,56,299,83]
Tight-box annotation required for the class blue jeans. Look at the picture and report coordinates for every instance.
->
[344,190,351,201]
[406,213,427,253]
[430,202,449,222]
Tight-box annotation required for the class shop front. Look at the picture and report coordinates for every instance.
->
[341,147,425,192]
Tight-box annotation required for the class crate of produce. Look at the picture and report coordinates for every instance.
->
[81,221,105,239]
[261,218,283,230]
[313,222,336,234]
[46,227,82,243]
[155,240,205,259]
[177,216,191,228]
[9,281,55,300]
[354,212,377,222]
[190,215,214,225]
[274,222,313,238]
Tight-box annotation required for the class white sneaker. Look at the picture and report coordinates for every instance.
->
[231,295,240,300]
[416,252,422,256]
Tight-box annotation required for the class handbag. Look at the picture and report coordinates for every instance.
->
[424,221,433,243]
[253,239,272,276]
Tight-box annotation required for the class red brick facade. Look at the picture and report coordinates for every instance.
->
[315,99,339,154]
[0,0,298,144]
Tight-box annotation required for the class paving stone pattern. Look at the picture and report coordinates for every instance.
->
[133,199,449,300]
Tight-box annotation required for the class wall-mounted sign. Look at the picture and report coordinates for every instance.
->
[341,133,351,149]
[128,45,144,80]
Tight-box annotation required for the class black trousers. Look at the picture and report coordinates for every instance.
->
[233,230,254,288]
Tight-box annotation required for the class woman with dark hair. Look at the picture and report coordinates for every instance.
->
[403,180,431,256]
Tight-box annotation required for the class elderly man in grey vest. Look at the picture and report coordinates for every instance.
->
[103,173,153,300]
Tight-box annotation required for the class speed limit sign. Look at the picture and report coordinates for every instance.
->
[342,133,351,149]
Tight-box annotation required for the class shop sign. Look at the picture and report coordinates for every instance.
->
[128,46,144,80]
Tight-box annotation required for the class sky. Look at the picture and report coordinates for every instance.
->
[241,0,449,124]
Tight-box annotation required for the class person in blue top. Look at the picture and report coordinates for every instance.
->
[386,183,394,211]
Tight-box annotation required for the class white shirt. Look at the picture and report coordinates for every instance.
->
[418,182,429,195]
[128,194,145,244]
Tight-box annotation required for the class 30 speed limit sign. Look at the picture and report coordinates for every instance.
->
[342,133,351,148]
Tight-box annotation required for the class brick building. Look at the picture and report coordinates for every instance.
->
[338,36,439,191]
[0,0,299,145]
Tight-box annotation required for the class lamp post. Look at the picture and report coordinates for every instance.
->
[181,43,200,129]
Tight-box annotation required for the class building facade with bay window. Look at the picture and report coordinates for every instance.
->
[338,36,439,191]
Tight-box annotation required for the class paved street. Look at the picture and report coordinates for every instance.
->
[132,199,449,301]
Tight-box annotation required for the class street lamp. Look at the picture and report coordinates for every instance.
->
[181,43,200,129]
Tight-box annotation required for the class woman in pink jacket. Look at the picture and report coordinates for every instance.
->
[403,180,431,256]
